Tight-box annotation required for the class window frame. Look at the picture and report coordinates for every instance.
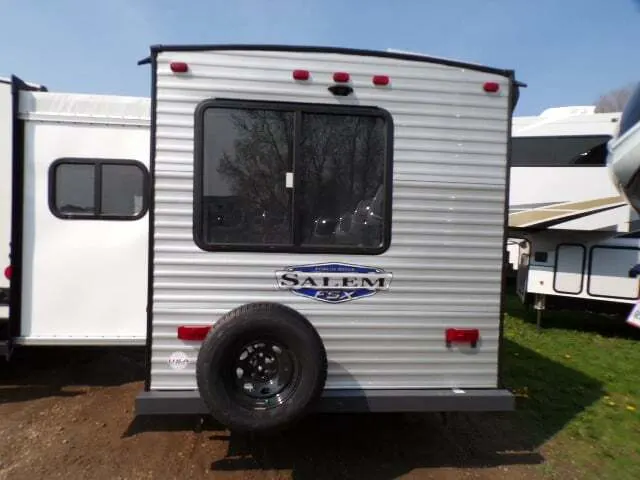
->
[48,157,150,221]
[193,98,394,255]
[511,135,612,167]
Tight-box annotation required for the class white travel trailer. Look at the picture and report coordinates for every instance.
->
[130,44,522,432]
[506,105,640,318]
[0,75,150,359]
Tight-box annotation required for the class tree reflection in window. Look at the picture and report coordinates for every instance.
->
[199,102,389,251]
[203,108,293,245]
[299,113,386,248]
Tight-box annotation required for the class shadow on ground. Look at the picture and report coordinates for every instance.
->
[122,337,603,478]
[0,305,608,478]
[0,346,145,404]
[507,294,640,342]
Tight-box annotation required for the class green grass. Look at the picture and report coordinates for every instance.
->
[503,293,640,479]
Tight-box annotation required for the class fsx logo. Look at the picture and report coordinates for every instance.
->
[275,262,393,303]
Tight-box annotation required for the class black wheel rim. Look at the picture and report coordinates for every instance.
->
[225,339,299,410]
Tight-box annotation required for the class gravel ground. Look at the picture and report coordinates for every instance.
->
[0,346,549,479]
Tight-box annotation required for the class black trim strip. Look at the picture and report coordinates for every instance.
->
[192,98,394,256]
[552,243,586,295]
[48,158,150,221]
[0,76,47,91]
[587,245,640,300]
[291,110,302,247]
[7,76,29,340]
[134,388,515,416]
[143,53,159,391]
[146,43,519,79]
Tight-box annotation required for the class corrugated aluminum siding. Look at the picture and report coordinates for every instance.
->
[151,48,512,390]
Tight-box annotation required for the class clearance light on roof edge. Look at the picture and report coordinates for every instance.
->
[373,75,390,86]
[170,62,189,73]
[333,72,350,83]
[4,265,12,280]
[293,69,310,80]
[483,82,500,93]
[177,325,211,341]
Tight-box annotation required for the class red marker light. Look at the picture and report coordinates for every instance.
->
[483,82,500,93]
[445,328,480,347]
[333,72,350,83]
[293,69,310,81]
[372,75,390,86]
[177,325,211,341]
[170,62,189,73]
[3,265,12,280]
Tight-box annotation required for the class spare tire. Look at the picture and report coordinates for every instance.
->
[195,302,327,433]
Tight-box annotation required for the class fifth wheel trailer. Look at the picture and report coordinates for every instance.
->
[132,44,522,432]
[0,75,150,359]
[504,105,640,317]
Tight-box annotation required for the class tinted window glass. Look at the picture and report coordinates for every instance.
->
[101,164,146,216]
[196,101,391,253]
[201,108,294,245]
[54,163,95,215]
[50,160,148,220]
[299,113,386,248]
[619,83,640,137]
[511,136,611,166]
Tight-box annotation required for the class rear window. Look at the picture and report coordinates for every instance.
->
[49,159,148,220]
[619,83,640,138]
[194,99,393,254]
[511,135,611,167]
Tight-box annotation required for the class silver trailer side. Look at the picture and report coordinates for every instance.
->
[135,44,521,432]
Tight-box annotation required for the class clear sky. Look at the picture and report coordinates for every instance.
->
[1,0,639,116]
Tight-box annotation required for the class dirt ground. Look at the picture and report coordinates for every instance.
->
[0,347,554,480]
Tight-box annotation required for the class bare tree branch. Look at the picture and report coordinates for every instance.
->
[595,84,636,113]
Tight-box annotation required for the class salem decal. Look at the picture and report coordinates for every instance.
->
[275,262,392,303]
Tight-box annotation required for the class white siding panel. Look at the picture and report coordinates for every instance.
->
[151,49,512,391]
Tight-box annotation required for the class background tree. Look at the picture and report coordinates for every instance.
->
[594,84,637,113]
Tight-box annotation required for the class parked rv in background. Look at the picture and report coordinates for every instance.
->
[506,104,640,320]
[0,75,150,359]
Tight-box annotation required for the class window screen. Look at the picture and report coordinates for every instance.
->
[195,100,392,254]
[511,135,611,167]
[50,159,148,220]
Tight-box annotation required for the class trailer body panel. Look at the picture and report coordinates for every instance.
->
[16,91,151,344]
[147,46,515,399]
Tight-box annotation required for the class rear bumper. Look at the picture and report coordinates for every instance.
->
[135,387,515,416]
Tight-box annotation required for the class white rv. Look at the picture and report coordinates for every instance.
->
[505,106,640,317]
[126,44,522,432]
[0,75,150,359]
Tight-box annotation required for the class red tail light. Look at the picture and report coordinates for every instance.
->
[170,62,189,73]
[4,265,12,280]
[445,328,480,347]
[372,75,390,86]
[177,325,211,341]
[333,72,350,83]
[293,69,310,81]
[483,82,500,93]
